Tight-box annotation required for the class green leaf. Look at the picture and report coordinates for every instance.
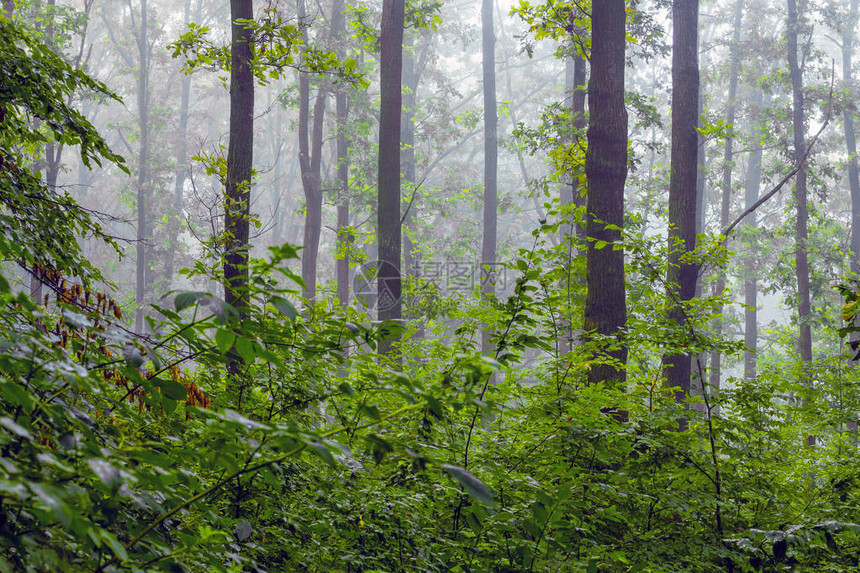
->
[270,296,298,320]
[157,378,188,401]
[174,290,209,311]
[235,520,252,541]
[441,464,494,505]
[308,441,337,467]
[87,459,122,491]
[235,336,255,364]
[215,329,236,354]
[365,434,393,464]
[0,416,31,439]
[100,530,128,561]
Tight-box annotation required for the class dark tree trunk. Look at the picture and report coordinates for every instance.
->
[377,0,405,355]
[224,0,254,317]
[787,0,812,366]
[709,0,743,393]
[744,89,764,380]
[663,0,700,405]
[134,0,150,333]
[583,0,628,392]
[297,0,327,302]
[333,0,349,307]
[480,0,498,362]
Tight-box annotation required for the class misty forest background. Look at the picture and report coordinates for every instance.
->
[4,0,860,570]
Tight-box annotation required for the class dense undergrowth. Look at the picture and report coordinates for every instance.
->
[4,12,860,573]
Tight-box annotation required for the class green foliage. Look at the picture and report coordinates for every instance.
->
[170,9,365,88]
[0,17,126,281]
[6,3,860,572]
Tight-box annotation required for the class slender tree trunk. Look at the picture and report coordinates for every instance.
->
[744,89,764,380]
[401,33,416,278]
[480,0,498,363]
[31,0,59,304]
[664,0,700,406]
[297,0,327,302]
[583,0,628,394]
[163,0,200,287]
[377,0,405,356]
[3,0,11,17]
[845,0,860,277]
[709,0,743,393]
[224,0,254,317]
[134,0,150,333]
[787,0,813,366]
[787,0,814,446]
[560,34,586,355]
[843,0,859,435]
[333,0,349,307]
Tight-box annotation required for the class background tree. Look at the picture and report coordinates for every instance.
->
[480,0,498,363]
[134,0,150,333]
[708,0,743,391]
[786,0,813,381]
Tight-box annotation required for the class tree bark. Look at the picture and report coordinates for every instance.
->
[787,0,812,366]
[401,33,416,278]
[744,89,764,380]
[664,0,700,405]
[297,0,327,302]
[134,0,150,333]
[709,0,743,394]
[480,0,498,362]
[224,0,254,317]
[333,0,349,307]
[583,0,628,392]
[844,0,860,277]
[377,0,405,356]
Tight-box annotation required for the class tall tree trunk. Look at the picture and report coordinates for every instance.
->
[787,0,814,447]
[744,89,764,380]
[843,0,859,435]
[224,0,254,317]
[134,0,150,333]
[845,0,860,277]
[709,0,743,393]
[31,0,59,304]
[560,33,586,355]
[163,0,201,287]
[787,0,813,368]
[401,33,416,278]
[480,0,498,363]
[583,0,628,393]
[664,0,700,405]
[333,0,349,307]
[297,0,327,302]
[377,0,405,356]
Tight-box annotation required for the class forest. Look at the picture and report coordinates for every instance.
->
[3,0,860,570]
